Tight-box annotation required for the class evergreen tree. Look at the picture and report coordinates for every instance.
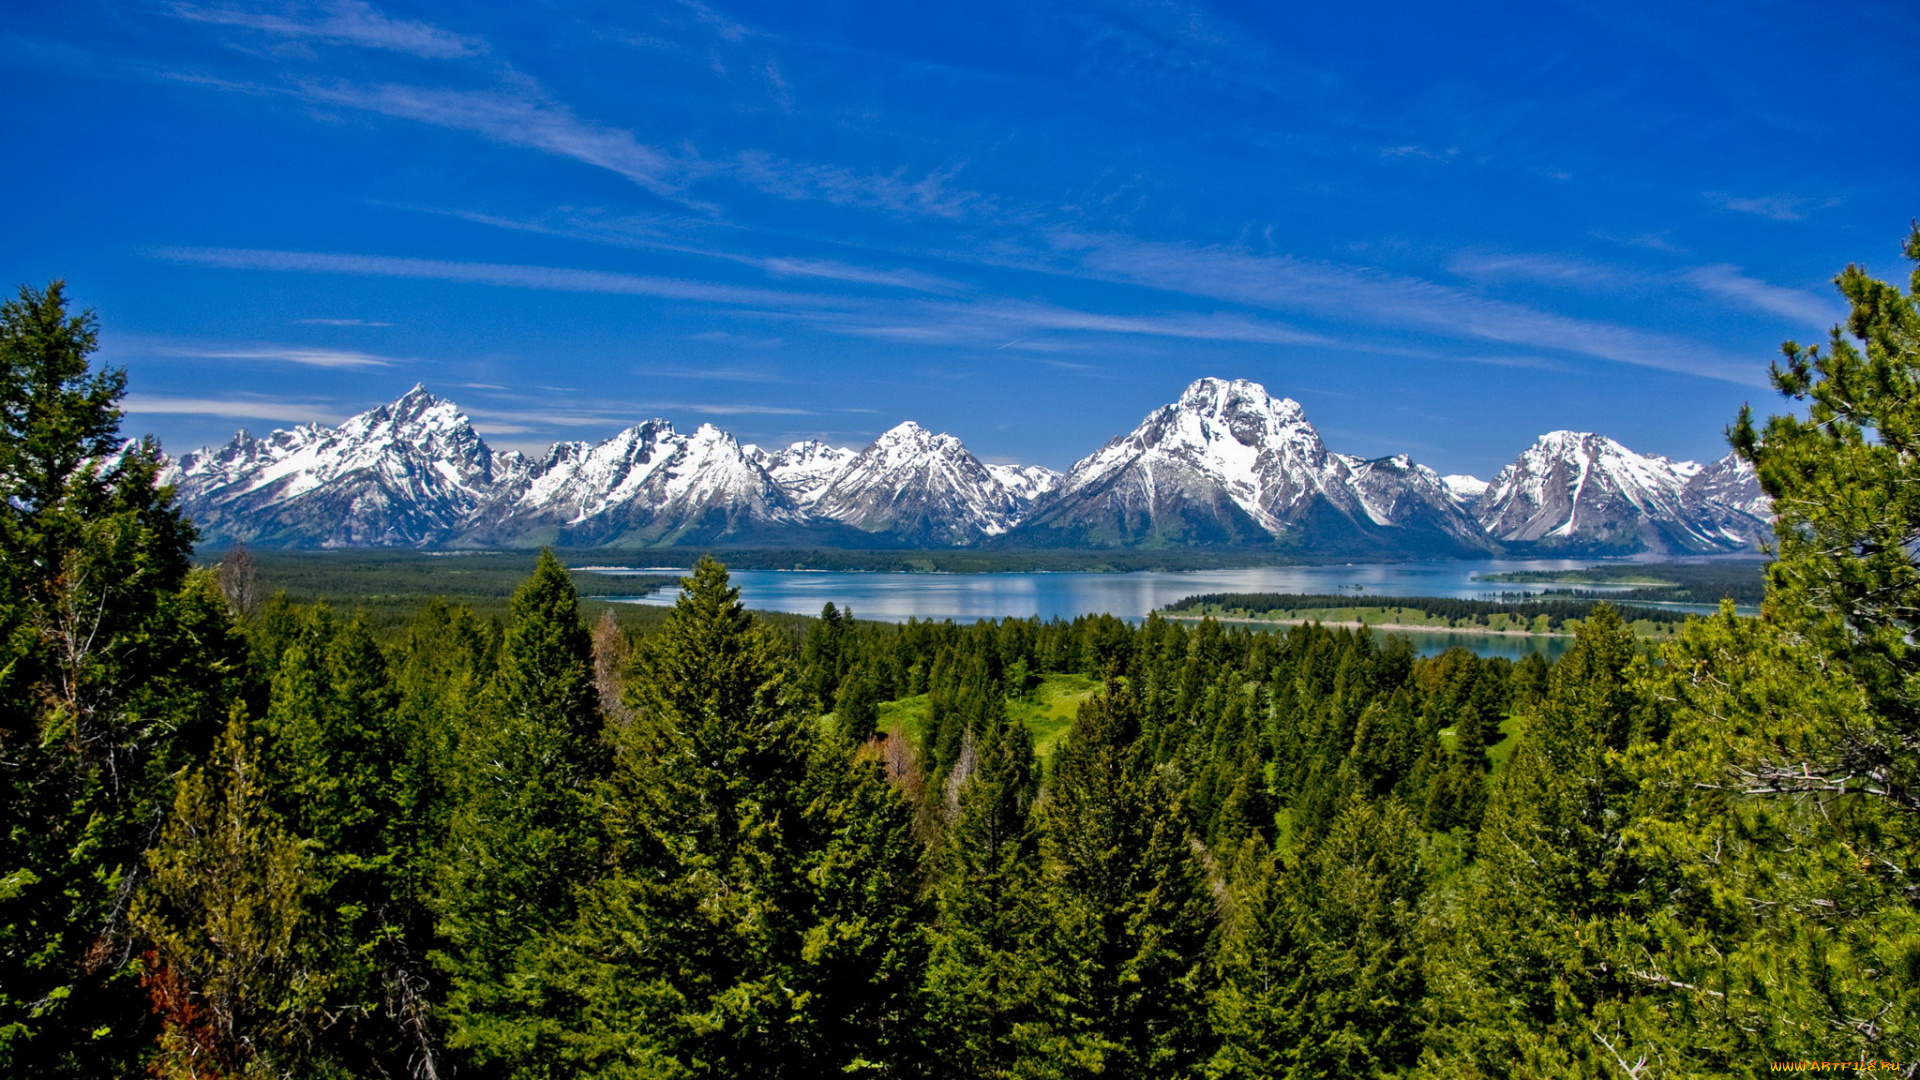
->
[924,708,1046,1079]
[528,558,924,1077]
[0,282,238,1077]
[1034,681,1217,1078]
[438,550,607,1072]
[1422,607,1645,1077]
[1730,222,1920,863]
[133,715,333,1080]
[1210,797,1425,1079]
[834,667,882,743]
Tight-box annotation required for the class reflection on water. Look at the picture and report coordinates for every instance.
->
[595,558,1667,659]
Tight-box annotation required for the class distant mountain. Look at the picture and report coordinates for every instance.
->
[1439,474,1489,509]
[810,421,1032,546]
[1004,378,1489,554]
[165,380,1770,554]
[747,440,858,506]
[166,385,516,547]
[1474,432,1769,553]
[472,420,823,548]
[985,462,1061,504]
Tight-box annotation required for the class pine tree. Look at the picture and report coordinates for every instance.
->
[438,550,607,1071]
[526,557,924,1077]
[924,708,1046,1078]
[1422,607,1645,1077]
[1034,680,1218,1078]
[0,282,239,1077]
[1209,796,1425,1080]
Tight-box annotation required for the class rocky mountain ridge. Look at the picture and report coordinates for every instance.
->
[165,379,1771,554]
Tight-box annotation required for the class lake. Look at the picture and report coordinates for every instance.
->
[591,557,1705,659]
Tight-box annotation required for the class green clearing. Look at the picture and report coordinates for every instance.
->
[1007,672,1102,757]
[875,672,1100,761]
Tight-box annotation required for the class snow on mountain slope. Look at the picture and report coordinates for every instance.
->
[749,440,858,506]
[1684,453,1773,547]
[1474,432,1766,553]
[1440,474,1489,508]
[984,462,1061,504]
[1344,455,1492,547]
[163,381,1772,553]
[811,422,1027,544]
[170,385,520,547]
[1010,378,1486,552]
[473,420,808,546]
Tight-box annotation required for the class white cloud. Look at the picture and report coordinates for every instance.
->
[297,317,391,326]
[155,246,856,309]
[169,1,486,59]
[169,345,400,368]
[123,395,342,423]
[437,206,969,293]
[732,152,985,219]
[298,82,690,196]
[1706,192,1837,222]
[1685,264,1837,325]
[1039,233,1768,385]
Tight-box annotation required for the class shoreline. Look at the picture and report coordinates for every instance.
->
[1162,612,1575,638]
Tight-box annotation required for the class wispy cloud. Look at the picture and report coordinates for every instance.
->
[1706,192,1837,222]
[438,206,969,292]
[676,331,785,348]
[169,1,486,59]
[123,394,342,423]
[297,317,391,326]
[803,297,1330,349]
[299,81,692,196]
[732,152,985,219]
[1685,264,1837,325]
[1453,249,1839,326]
[154,246,856,309]
[642,363,787,379]
[1040,234,1767,385]
[165,344,401,368]
[1446,251,1631,290]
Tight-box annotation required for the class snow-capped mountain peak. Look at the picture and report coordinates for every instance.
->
[167,385,509,546]
[1012,377,1487,551]
[1439,474,1489,507]
[751,439,858,506]
[163,380,1771,554]
[811,420,1027,544]
[1474,431,1768,552]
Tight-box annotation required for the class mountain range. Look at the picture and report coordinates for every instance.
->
[164,378,1771,556]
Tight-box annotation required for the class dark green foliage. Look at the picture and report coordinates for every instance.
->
[438,550,610,1069]
[1166,590,1689,627]
[1210,797,1426,1079]
[24,234,1920,1080]
[925,707,1045,1078]
[519,557,925,1077]
[1034,681,1219,1078]
[0,282,238,1078]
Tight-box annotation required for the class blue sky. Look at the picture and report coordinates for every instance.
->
[3,1,1913,476]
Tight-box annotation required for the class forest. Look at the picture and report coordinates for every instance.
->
[1161,591,1693,633]
[5,229,1920,1079]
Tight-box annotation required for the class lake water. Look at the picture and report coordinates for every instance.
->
[592,558,1702,660]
